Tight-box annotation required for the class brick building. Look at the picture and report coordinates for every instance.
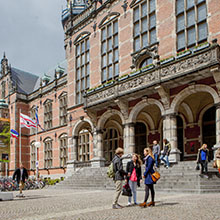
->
[1,0,220,177]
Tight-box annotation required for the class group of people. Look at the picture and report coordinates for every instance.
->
[112,141,220,209]
[112,146,157,209]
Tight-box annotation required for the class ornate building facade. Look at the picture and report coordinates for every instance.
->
[1,0,220,177]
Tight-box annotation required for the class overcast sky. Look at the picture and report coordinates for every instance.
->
[0,0,66,76]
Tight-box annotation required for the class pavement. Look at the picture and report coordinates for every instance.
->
[0,188,220,220]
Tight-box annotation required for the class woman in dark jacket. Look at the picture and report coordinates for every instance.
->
[139,147,155,207]
[126,154,142,205]
[197,144,210,175]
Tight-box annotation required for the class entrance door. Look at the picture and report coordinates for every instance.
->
[177,116,184,161]
[202,106,216,160]
[135,122,147,158]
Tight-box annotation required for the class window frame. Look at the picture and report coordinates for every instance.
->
[44,138,53,169]
[59,93,68,126]
[44,101,53,130]
[59,134,68,167]
[77,130,90,162]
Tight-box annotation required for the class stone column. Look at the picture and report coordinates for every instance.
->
[66,136,78,176]
[122,123,135,166]
[213,104,220,157]
[91,129,105,167]
[162,113,180,163]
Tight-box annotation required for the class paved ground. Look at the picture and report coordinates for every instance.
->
[0,188,220,220]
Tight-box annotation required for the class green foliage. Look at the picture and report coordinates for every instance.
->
[0,123,10,146]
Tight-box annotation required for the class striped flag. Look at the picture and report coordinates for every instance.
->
[20,113,37,129]
[10,129,19,139]
[35,107,44,131]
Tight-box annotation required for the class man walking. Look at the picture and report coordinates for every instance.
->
[112,147,126,209]
[13,163,28,197]
[152,140,160,168]
[160,139,171,168]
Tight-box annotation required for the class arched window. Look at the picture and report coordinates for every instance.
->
[104,128,119,161]
[44,100,53,129]
[139,57,153,69]
[78,129,90,161]
[59,92,67,126]
[59,133,68,167]
[44,137,53,168]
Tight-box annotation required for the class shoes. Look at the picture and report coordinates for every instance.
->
[112,204,122,209]
[139,202,146,207]
[146,201,155,207]
[166,166,169,169]
[134,202,138,205]
[127,202,132,206]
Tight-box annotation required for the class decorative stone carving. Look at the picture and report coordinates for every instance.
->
[115,99,128,120]
[155,85,170,110]
[84,109,97,126]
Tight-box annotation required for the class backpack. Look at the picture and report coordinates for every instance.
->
[107,162,115,179]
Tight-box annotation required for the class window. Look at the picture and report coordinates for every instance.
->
[78,130,90,161]
[44,138,53,168]
[1,81,5,99]
[104,128,119,162]
[30,142,36,170]
[139,57,153,68]
[133,0,156,52]
[60,134,68,167]
[101,20,119,82]
[176,0,207,51]
[44,101,53,129]
[75,38,90,104]
[59,93,67,126]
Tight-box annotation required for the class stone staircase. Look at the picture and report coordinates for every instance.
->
[54,161,220,193]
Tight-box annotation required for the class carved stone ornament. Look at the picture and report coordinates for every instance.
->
[131,45,159,69]
[86,46,219,108]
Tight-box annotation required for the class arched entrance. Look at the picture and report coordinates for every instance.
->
[202,106,216,160]
[177,115,184,161]
[135,122,147,157]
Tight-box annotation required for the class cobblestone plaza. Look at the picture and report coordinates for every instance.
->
[0,188,219,220]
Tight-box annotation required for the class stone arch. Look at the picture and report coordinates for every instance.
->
[170,85,220,114]
[139,112,155,130]
[97,109,125,130]
[128,98,165,123]
[72,118,94,136]
[180,102,194,123]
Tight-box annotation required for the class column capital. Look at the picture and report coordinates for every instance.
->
[123,122,135,128]
[162,112,177,119]
[214,103,220,109]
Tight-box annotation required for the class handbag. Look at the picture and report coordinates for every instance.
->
[195,163,200,170]
[151,171,160,183]
[122,183,132,197]
[213,160,217,168]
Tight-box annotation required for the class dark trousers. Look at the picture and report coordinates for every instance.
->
[144,184,155,203]
[200,160,208,174]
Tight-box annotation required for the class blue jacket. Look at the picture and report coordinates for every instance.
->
[144,155,155,185]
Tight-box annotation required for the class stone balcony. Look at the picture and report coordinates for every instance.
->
[84,43,220,109]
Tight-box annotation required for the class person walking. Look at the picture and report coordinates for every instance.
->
[13,163,28,196]
[139,147,155,208]
[112,147,127,209]
[152,140,160,168]
[215,148,220,174]
[160,139,171,168]
[197,144,210,175]
[126,154,142,206]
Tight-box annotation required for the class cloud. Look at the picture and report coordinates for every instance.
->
[0,0,66,75]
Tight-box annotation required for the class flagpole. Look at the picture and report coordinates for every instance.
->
[35,106,39,180]
[19,109,21,166]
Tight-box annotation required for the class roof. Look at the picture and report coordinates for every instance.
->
[11,67,39,95]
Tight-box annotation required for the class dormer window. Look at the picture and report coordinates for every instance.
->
[55,66,65,79]
[42,74,51,86]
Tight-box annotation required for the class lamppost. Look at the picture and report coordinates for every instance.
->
[34,141,41,179]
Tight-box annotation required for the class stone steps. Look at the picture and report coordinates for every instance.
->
[54,162,220,194]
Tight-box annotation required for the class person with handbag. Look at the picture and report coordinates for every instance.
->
[126,153,142,206]
[139,147,155,208]
[215,148,220,174]
[197,144,210,176]
[112,147,127,209]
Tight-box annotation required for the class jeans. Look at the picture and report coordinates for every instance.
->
[160,154,170,167]
[128,180,137,203]
[200,160,208,174]
[154,153,159,167]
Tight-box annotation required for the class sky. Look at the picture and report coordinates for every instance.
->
[0,0,67,76]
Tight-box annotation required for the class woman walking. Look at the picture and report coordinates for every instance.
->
[139,147,155,208]
[126,154,142,206]
[197,144,210,175]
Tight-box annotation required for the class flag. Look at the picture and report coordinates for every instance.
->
[10,129,19,139]
[20,113,37,129]
[35,107,44,131]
